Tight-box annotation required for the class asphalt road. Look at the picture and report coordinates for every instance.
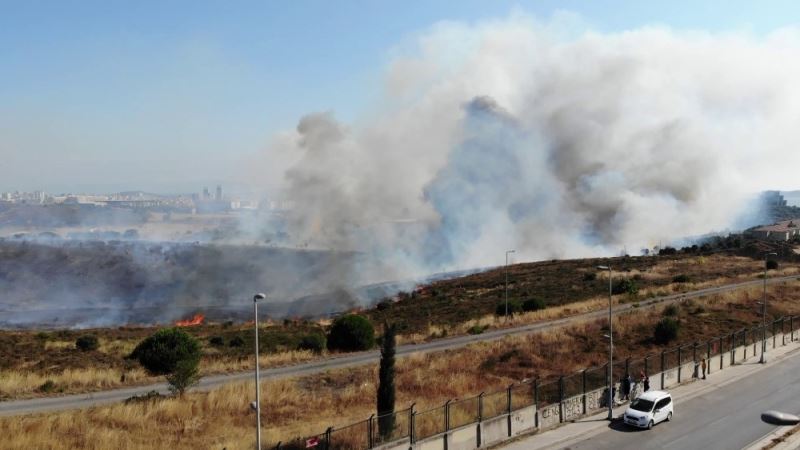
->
[1,275,796,417]
[558,346,800,450]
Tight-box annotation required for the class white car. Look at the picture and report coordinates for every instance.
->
[623,390,673,430]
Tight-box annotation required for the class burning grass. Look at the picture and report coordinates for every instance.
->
[4,278,800,449]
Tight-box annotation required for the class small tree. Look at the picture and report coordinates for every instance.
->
[654,317,680,345]
[130,327,202,396]
[767,260,779,270]
[327,315,375,352]
[495,300,523,316]
[75,335,99,351]
[166,359,201,396]
[612,278,639,296]
[377,322,396,439]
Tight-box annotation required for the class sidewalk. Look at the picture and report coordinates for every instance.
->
[500,338,800,450]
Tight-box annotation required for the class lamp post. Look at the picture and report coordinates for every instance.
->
[505,250,515,321]
[761,253,777,364]
[598,265,613,420]
[253,293,266,450]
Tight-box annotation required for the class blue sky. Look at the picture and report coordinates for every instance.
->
[1,0,799,193]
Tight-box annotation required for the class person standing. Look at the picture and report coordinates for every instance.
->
[701,357,707,380]
[643,373,650,392]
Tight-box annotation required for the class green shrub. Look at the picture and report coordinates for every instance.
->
[672,274,690,283]
[38,380,57,393]
[228,335,245,348]
[467,325,488,335]
[327,315,375,352]
[654,317,680,345]
[298,333,326,353]
[209,336,225,347]
[75,335,99,351]
[495,300,523,316]
[129,328,202,376]
[767,260,779,270]
[612,278,639,296]
[583,272,597,282]
[522,298,546,312]
[663,304,679,317]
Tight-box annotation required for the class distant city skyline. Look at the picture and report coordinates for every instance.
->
[3,1,800,193]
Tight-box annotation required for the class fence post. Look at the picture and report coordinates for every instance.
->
[478,392,484,422]
[730,333,735,366]
[506,384,513,437]
[677,346,682,383]
[534,379,540,428]
[783,317,786,346]
[753,327,758,356]
[625,358,630,377]
[791,316,794,342]
[325,427,332,450]
[558,376,565,423]
[774,319,778,348]
[660,351,665,390]
[445,399,452,432]
[706,341,711,374]
[409,403,416,444]
[368,414,374,449]
[744,329,748,359]
[582,370,587,415]
[644,355,649,379]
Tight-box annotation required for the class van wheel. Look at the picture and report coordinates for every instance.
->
[648,420,654,430]
[667,412,672,422]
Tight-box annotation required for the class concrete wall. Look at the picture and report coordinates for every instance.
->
[449,426,478,450]
[662,367,678,389]
[538,403,560,429]
[510,406,536,436]
[480,415,507,447]
[373,438,409,450]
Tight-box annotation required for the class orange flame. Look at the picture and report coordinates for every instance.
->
[174,313,205,327]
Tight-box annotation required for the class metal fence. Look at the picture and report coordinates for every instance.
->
[274,315,799,450]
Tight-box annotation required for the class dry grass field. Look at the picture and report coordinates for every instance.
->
[4,277,800,450]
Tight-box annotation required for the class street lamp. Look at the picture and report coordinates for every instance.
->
[598,265,613,420]
[253,293,266,450]
[761,253,778,364]
[505,250,515,322]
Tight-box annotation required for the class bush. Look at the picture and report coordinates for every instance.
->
[209,336,225,347]
[327,315,375,352]
[663,304,679,317]
[495,300,523,316]
[38,380,57,393]
[612,278,639,296]
[654,318,680,345]
[672,274,690,283]
[583,272,597,281]
[166,358,201,396]
[522,298,546,312]
[129,328,202,376]
[75,335,99,351]
[467,324,488,335]
[767,260,779,270]
[298,333,326,353]
[229,335,246,348]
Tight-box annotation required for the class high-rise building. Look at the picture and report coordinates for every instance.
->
[215,185,222,201]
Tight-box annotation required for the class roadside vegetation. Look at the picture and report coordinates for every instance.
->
[1,253,797,401]
[4,279,800,449]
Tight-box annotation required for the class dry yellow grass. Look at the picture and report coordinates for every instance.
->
[0,367,151,398]
[5,280,800,449]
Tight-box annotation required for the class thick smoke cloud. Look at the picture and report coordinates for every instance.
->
[265,15,800,276]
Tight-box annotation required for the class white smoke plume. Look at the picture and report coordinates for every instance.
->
[260,13,800,277]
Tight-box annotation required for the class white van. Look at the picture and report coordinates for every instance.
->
[623,390,673,429]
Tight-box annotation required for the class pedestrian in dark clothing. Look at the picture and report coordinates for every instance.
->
[701,358,707,380]
[643,375,650,392]
[621,374,630,400]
